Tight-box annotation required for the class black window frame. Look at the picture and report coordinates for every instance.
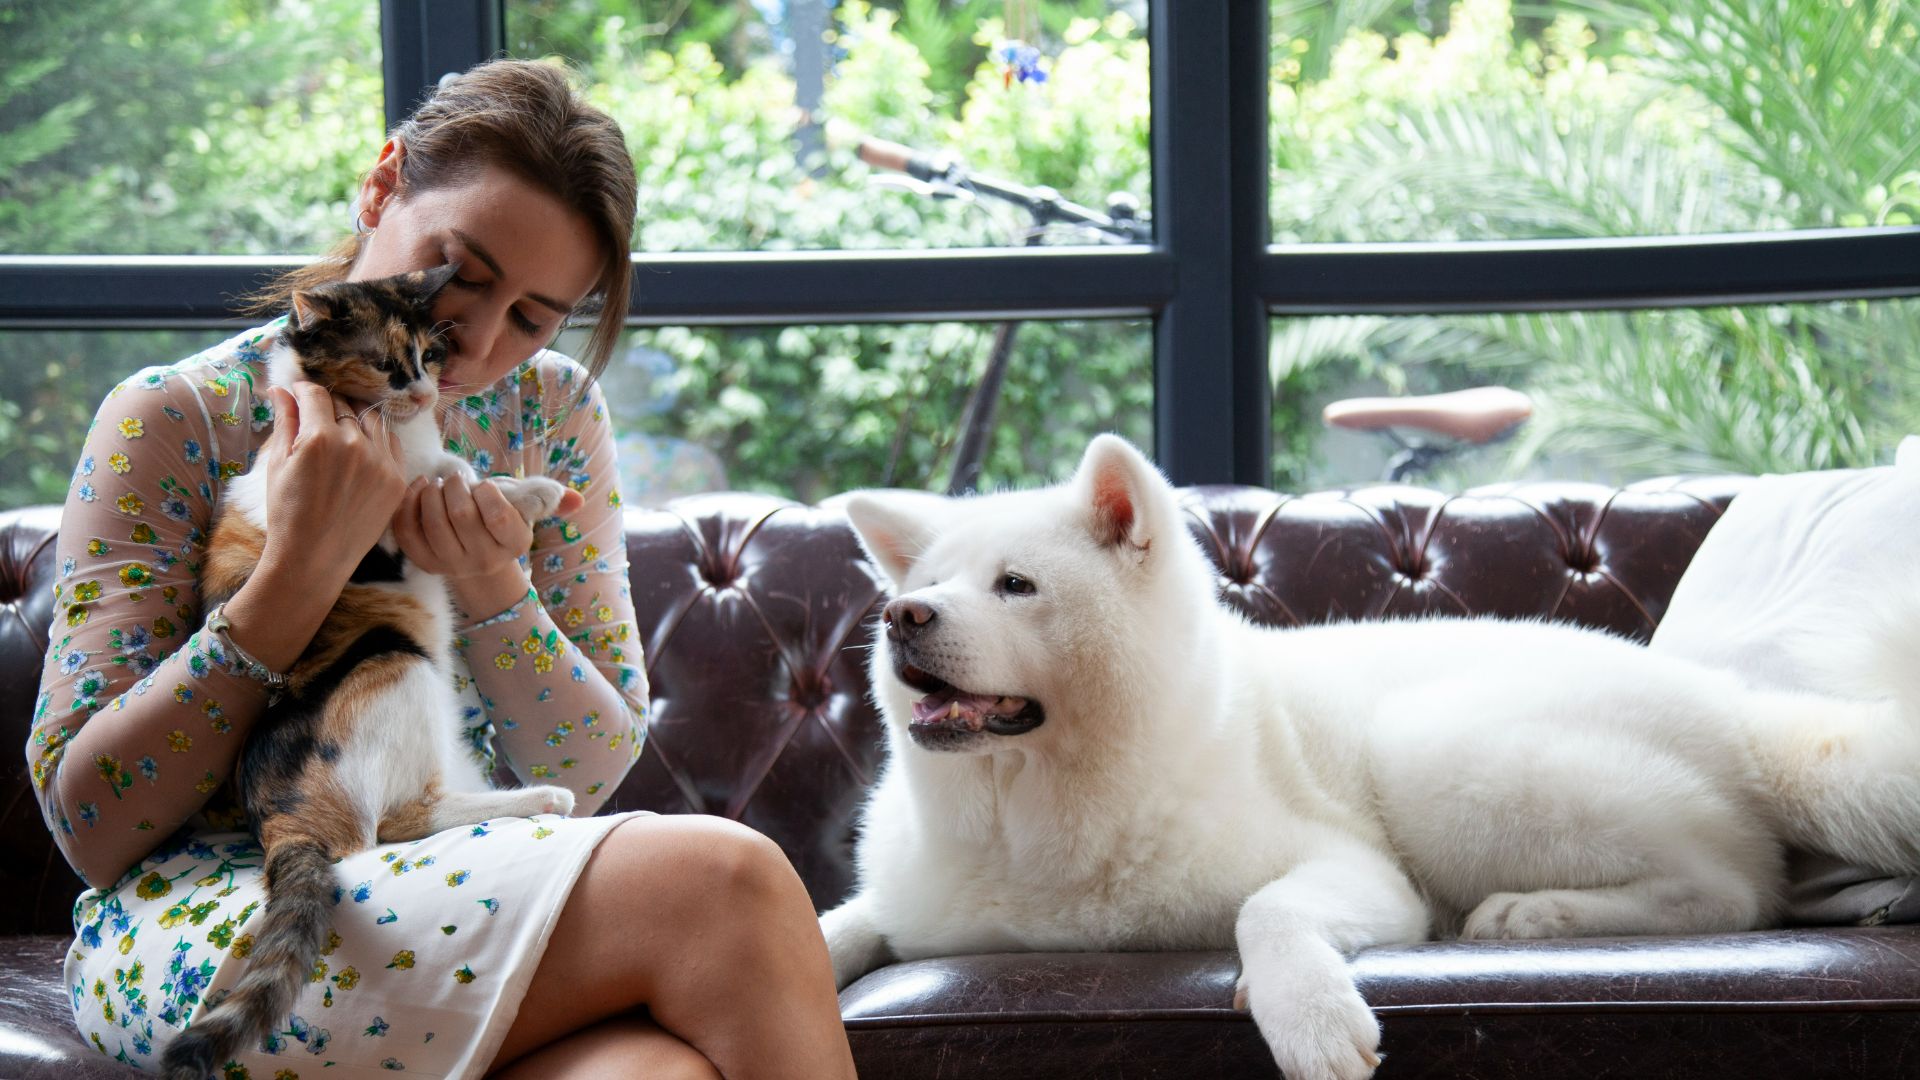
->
[5,0,1919,487]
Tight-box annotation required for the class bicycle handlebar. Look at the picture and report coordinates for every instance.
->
[851,132,1150,244]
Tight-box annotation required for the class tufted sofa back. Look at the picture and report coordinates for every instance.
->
[0,478,1744,936]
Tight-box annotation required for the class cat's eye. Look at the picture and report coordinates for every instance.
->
[1000,573,1036,596]
[422,345,447,366]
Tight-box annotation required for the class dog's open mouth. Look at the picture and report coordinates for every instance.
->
[898,662,1046,737]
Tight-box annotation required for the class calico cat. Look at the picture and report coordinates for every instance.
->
[161,266,576,1080]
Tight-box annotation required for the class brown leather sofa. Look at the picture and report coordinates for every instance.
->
[7,478,1920,1079]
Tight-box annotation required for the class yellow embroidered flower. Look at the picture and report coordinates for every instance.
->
[194,771,220,794]
[66,603,90,627]
[117,417,144,439]
[321,928,340,953]
[333,966,360,990]
[528,763,552,778]
[73,580,102,602]
[158,902,191,929]
[134,872,171,900]
[172,683,191,703]
[387,949,415,970]
[118,563,154,588]
[107,453,132,474]
[166,730,192,753]
[581,543,599,562]
[309,959,328,983]
[608,489,622,508]
[230,933,254,958]
[131,523,158,544]
[493,652,516,670]
[533,655,553,674]
[596,605,613,622]
[86,538,111,556]
[565,607,584,627]
[453,965,476,984]
[201,378,229,398]
[219,460,244,480]
[115,493,144,515]
[117,933,135,955]
[152,617,175,638]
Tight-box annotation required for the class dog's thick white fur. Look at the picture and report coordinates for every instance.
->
[820,434,1920,1080]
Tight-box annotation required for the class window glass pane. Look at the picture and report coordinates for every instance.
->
[1,2,383,255]
[1270,0,1920,242]
[1271,298,1920,491]
[561,318,1151,503]
[0,330,234,505]
[1,319,1149,509]
[508,1,1151,252]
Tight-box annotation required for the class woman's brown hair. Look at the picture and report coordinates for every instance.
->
[252,58,637,381]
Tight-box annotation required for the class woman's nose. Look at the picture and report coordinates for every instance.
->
[436,296,505,367]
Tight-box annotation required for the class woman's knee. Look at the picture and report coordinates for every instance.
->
[598,814,809,924]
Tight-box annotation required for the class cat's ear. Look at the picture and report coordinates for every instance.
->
[413,262,461,301]
[289,290,339,331]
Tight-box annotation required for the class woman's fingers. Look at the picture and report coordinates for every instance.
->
[418,477,469,565]
[287,383,336,445]
[391,478,429,562]
[471,480,529,550]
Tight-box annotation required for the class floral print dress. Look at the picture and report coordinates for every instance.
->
[29,319,652,1078]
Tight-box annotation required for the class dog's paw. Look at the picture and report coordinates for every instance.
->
[1241,966,1381,1080]
[1462,890,1579,940]
[819,898,889,990]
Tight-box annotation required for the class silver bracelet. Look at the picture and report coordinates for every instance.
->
[203,601,292,699]
[460,587,540,633]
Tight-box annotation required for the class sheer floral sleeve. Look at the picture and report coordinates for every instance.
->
[27,335,279,885]
[447,353,648,816]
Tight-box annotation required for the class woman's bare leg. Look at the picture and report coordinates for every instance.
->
[485,814,856,1079]
[489,1013,719,1080]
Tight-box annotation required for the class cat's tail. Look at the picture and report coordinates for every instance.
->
[1750,588,1920,874]
[159,837,335,1080]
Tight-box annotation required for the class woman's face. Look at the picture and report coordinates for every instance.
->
[351,160,604,398]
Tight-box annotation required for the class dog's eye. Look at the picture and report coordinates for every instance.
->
[1000,573,1036,596]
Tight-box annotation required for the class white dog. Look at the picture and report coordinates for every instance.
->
[819,434,1920,1080]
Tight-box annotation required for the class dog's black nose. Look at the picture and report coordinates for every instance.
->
[884,598,936,640]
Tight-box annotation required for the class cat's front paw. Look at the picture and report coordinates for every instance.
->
[530,785,576,817]
[1239,965,1382,1080]
[491,476,571,523]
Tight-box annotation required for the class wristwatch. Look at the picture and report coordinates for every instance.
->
[203,600,293,700]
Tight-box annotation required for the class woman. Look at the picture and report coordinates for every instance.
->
[28,59,856,1080]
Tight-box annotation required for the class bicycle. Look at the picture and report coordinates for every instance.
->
[1321,385,1533,484]
[848,132,1150,494]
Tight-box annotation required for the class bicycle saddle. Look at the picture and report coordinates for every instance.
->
[1322,386,1534,445]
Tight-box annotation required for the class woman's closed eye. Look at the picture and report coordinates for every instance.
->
[448,275,544,336]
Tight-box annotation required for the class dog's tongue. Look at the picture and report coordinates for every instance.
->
[912,687,1027,730]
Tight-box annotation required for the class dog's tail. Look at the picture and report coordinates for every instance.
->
[1750,590,1920,874]
[159,837,335,1080]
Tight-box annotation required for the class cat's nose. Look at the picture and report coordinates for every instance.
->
[407,388,433,407]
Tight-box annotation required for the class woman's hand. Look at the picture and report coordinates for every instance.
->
[391,473,585,616]
[258,383,410,581]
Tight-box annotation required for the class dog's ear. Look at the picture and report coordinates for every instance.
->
[1072,434,1172,552]
[844,492,941,587]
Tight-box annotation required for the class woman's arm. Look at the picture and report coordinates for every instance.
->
[443,365,648,816]
[30,369,413,889]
